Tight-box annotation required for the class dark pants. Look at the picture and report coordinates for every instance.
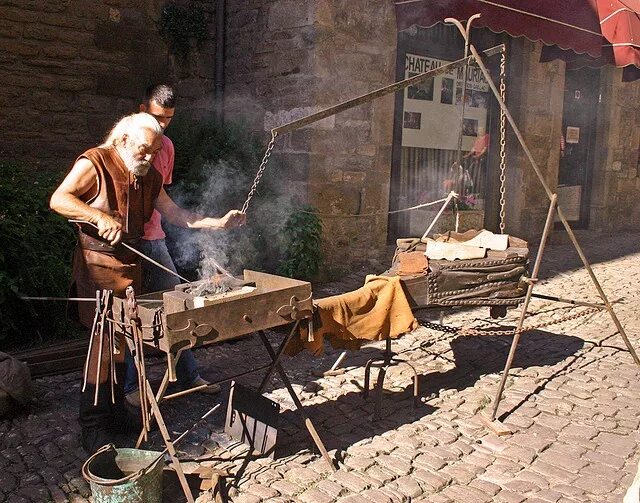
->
[124,239,199,394]
[79,362,132,455]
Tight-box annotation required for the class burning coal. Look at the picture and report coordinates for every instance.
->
[185,273,257,298]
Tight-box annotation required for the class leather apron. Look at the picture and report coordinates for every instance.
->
[70,147,163,329]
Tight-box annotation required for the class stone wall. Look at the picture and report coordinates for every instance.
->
[225,0,397,275]
[0,0,218,168]
[503,38,565,241]
[506,40,640,240]
[591,68,640,231]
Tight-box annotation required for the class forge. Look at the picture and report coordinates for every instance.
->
[111,270,312,355]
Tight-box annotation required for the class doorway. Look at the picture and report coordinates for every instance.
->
[556,67,600,228]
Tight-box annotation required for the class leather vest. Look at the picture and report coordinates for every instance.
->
[70,147,163,328]
[76,147,162,255]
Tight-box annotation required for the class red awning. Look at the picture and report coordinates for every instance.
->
[394,0,640,80]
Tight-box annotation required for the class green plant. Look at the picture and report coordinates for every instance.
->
[159,2,208,59]
[278,206,323,281]
[0,164,77,349]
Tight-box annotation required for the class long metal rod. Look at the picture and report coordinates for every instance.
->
[68,220,191,284]
[421,191,456,240]
[490,195,557,421]
[257,329,336,471]
[144,403,221,472]
[454,14,481,171]
[143,379,195,503]
[530,293,606,310]
[272,45,504,136]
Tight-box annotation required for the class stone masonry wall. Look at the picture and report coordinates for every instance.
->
[503,38,565,242]
[0,0,218,169]
[590,68,640,231]
[225,0,397,276]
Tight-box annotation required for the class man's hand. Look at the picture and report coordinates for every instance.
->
[219,210,246,230]
[96,214,123,245]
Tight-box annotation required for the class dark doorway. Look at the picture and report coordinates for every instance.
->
[556,67,600,228]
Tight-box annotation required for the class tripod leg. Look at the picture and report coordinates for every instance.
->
[490,195,557,422]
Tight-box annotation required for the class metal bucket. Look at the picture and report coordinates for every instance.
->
[81,444,163,503]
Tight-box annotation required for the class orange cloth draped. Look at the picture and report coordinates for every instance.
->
[288,275,418,356]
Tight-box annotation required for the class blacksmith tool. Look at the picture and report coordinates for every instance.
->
[126,286,150,441]
[68,220,192,285]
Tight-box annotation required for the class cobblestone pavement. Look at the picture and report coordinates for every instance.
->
[3,232,640,502]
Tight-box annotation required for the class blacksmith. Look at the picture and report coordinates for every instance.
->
[122,84,220,410]
[49,112,245,453]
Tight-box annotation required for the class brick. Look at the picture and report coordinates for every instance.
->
[359,488,398,503]
[495,489,526,503]
[364,465,395,485]
[412,468,451,491]
[375,455,412,476]
[582,450,626,469]
[414,453,447,471]
[393,476,423,498]
[336,495,370,503]
[316,479,346,499]
[537,450,588,473]
[515,470,551,490]
[269,479,300,497]
[330,471,371,493]
[510,432,554,452]
[533,489,564,502]
[442,483,492,503]
[469,478,501,496]
[439,464,477,485]
[286,467,321,486]
[232,495,261,503]
[571,474,618,495]
[298,488,334,503]
[530,460,579,483]
[500,445,538,464]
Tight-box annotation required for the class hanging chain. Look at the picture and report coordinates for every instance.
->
[241,130,278,213]
[422,306,599,338]
[498,44,508,234]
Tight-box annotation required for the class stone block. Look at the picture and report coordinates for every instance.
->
[443,484,493,503]
[330,470,372,492]
[268,1,313,30]
[298,488,334,503]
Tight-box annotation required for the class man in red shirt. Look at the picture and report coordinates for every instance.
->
[123,84,219,407]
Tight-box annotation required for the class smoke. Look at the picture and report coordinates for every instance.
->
[166,158,296,280]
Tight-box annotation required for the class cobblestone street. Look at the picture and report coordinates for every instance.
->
[2,232,640,502]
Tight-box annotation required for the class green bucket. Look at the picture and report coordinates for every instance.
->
[82,444,164,503]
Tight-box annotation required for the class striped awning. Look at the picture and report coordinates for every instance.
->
[394,0,640,80]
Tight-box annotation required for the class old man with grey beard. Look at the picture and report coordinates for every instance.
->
[49,112,246,454]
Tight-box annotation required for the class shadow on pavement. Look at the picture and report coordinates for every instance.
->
[417,329,585,397]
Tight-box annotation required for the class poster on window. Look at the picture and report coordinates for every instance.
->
[402,53,490,150]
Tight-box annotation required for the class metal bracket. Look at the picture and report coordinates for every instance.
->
[170,319,218,347]
[276,295,313,321]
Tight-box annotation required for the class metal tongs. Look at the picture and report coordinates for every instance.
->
[69,220,191,285]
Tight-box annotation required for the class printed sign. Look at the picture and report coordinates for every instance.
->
[402,53,490,150]
[566,126,580,144]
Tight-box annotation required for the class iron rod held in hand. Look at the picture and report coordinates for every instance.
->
[68,220,191,285]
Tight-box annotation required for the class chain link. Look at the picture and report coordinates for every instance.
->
[498,45,508,234]
[422,307,599,338]
[241,130,278,213]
